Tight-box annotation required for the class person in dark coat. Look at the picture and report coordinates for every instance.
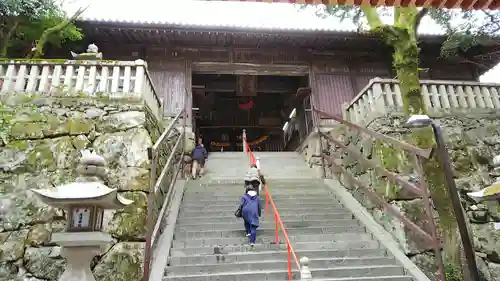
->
[240,185,261,246]
[191,143,208,179]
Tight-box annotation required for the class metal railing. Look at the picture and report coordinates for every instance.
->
[143,108,187,281]
[313,107,447,281]
[242,130,311,280]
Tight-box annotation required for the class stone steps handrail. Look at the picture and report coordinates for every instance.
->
[313,107,446,281]
[143,107,187,281]
[0,59,162,120]
[314,106,431,159]
[345,77,500,125]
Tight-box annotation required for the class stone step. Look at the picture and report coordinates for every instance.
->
[183,193,332,199]
[181,194,335,203]
[185,184,326,191]
[176,219,359,231]
[168,248,388,266]
[170,240,381,257]
[176,213,354,224]
[208,151,301,158]
[313,277,412,281]
[163,265,405,281]
[184,187,321,192]
[184,189,331,195]
[209,164,310,169]
[172,232,369,248]
[181,200,342,208]
[179,205,346,213]
[200,180,324,186]
[205,171,316,176]
[178,209,350,218]
[185,183,326,189]
[180,198,338,207]
[174,226,369,240]
[166,257,398,276]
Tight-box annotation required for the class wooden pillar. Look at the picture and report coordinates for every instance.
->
[148,59,192,131]
[185,60,193,131]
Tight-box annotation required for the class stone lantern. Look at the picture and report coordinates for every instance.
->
[31,150,133,281]
[70,43,103,61]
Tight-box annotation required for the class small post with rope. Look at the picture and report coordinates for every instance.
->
[242,129,247,154]
[300,257,312,281]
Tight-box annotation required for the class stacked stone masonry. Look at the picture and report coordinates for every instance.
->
[301,113,500,281]
[0,91,166,281]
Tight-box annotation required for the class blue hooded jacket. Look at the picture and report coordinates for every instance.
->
[191,145,208,161]
[241,191,261,226]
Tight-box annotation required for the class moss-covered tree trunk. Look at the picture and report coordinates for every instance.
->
[361,6,468,281]
[394,43,465,280]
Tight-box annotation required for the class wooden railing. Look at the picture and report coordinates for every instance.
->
[314,106,447,281]
[0,59,162,120]
[346,78,500,124]
[143,108,187,281]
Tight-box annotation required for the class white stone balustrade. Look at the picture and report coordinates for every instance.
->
[345,78,500,125]
[0,59,162,120]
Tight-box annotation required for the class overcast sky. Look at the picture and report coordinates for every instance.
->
[65,0,499,82]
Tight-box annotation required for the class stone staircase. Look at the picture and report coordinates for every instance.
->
[162,152,421,281]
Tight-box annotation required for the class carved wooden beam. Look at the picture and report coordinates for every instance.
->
[192,62,309,76]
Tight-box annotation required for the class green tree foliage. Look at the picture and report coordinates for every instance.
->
[0,0,85,57]
[429,9,500,57]
[307,4,500,281]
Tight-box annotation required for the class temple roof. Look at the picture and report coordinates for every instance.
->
[204,0,500,10]
[79,19,448,51]
[71,1,500,70]
[78,19,499,69]
[75,0,443,34]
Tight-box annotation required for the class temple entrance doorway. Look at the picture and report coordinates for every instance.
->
[191,73,310,152]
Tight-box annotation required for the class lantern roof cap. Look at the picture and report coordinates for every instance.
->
[80,150,106,166]
[31,182,132,209]
[467,183,500,202]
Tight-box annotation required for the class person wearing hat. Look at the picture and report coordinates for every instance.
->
[244,174,260,196]
[244,165,265,196]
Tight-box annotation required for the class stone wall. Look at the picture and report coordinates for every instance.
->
[0,92,165,281]
[302,113,500,281]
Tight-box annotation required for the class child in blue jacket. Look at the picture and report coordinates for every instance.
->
[240,185,261,246]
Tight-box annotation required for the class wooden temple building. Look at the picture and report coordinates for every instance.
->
[51,17,500,151]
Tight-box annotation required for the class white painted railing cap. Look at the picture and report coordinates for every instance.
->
[300,256,309,264]
[134,59,147,66]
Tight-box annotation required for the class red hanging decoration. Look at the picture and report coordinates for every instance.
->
[239,96,254,110]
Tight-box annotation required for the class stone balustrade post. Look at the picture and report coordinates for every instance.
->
[0,197,11,218]
[493,154,500,171]
[300,257,312,280]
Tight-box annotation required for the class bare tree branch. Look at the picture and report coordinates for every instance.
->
[28,6,87,58]
[414,8,428,33]
[482,10,500,34]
